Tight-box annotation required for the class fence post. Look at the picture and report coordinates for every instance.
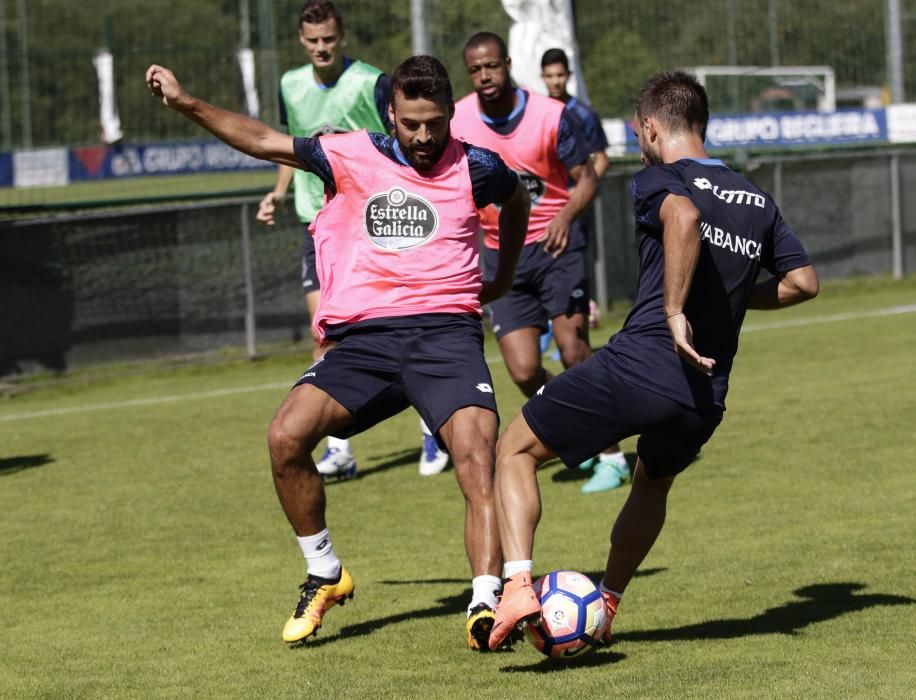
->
[241,202,257,358]
[592,193,608,312]
[890,153,903,280]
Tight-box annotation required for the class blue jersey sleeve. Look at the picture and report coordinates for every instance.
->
[556,112,590,171]
[292,137,336,194]
[463,144,519,209]
[375,74,393,133]
[762,212,811,275]
[565,101,608,154]
[630,165,692,231]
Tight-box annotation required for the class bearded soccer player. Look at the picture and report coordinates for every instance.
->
[451,32,604,455]
[540,47,630,494]
[146,55,529,651]
[487,70,819,650]
[256,0,449,479]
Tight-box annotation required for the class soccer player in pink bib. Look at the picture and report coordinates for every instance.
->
[146,55,530,650]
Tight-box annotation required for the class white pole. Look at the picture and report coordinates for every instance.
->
[241,203,258,358]
[890,154,903,280]
[410,0,430,56]
[887,0,905,103]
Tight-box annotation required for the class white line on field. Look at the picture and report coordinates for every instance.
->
[1,303,914,424]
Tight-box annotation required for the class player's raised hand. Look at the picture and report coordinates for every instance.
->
[540,213,570,257]
[666,312,716,376]
[145,65,188,109]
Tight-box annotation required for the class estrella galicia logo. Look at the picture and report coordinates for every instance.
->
[364,187,439,251]
[517,171,545,206]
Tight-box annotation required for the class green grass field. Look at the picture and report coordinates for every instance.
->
[2,276,915,698]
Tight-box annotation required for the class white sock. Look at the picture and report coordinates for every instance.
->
[419,418,433,437]
[600,450,626,466]
[599,581,623,601]
[327,435,351,453]
[296,529,341,579]
[468,574,502,616]
[503,560,533,578]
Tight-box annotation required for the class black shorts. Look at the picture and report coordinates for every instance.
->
[521,348,723,478]
[294,314,498,446]
[484,243,589,339]
[301,225,319,293]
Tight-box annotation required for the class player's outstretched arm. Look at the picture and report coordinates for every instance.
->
[146,65,304,170]
[660,193,716,377]
[748,265,819,309]
[480,181,530,305]
[540,159,597,258]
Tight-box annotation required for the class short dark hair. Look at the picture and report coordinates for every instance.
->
[463,32,508,60]
[299,0,343,32]
[636,70,709,140]
[391,55,453,106]
[540,48,569,71]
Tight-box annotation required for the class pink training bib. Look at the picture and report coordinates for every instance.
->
[310,131,483,341]
[452,91,570,249]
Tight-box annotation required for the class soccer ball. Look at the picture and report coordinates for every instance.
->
[525,570,609,659]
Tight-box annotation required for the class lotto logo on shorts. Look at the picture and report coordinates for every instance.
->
[364,187,439,251]
[476,383,494,393]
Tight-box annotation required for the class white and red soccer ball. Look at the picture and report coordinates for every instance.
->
[525,570,609,659]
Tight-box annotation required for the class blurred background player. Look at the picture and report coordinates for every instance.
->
[256,0,447,478]
[540,47,628,493]
[451,32,599,453]
[488,70,819,649]
[147,54,529,650]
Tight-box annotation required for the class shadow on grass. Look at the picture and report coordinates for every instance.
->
[0,453,54,476]
[500,648,627,673]
[355,448,422,479]
[616,582,915,643]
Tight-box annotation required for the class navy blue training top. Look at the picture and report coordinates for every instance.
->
[606,158,811,412]
[563,97,608,155]
[292,133,519,210]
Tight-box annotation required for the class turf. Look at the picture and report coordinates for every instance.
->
[1,275,915,698]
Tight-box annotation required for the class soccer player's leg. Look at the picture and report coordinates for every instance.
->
[487,412,556,650]
[599,400,721,644]
[403,316,502,651]
[270,337,409,643]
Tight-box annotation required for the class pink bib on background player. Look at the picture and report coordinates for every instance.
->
[310,131,483,341]
[452,91,569,249]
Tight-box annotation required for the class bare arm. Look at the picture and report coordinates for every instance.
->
[480,181,530,305]
[591,149,609,179]
[747,265,819,309]
[660,193,716,377]
[539,159,597,257]
[146,65,303,170]
[257,165,295,226]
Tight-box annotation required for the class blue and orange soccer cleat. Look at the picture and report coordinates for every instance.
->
[488,573,542,650]
[281,567,355,643]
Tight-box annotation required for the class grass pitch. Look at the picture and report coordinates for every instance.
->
[2,275,915,698]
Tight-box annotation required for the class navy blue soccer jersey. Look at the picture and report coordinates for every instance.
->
[607,158,811,412]
[292,133,519,209]
[563,97,608,155]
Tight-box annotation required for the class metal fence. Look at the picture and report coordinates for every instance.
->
[1,0,913,150]
[3,148,914,376]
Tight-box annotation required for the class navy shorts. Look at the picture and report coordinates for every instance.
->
[484,242,589,339]
[301,224,319,293]
[522,348,723,479]
[294,314,498,446]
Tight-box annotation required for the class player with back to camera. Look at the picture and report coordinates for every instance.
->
[539,46,630,494]
[146,54,530,652]
[487,70,819,650]
[257,0,449,480]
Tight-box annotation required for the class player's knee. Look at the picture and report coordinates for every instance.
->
[267,415,320,471]
[453,447,496,497]
[507,362,545,395]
